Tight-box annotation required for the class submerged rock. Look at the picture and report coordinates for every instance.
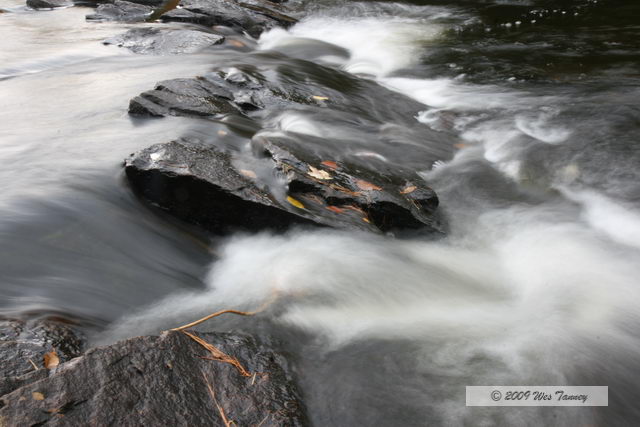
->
[0,330,307,426]
[104,26,225,55]
[26,0,72,8]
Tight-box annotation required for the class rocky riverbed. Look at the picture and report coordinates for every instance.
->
[1,1,450,424]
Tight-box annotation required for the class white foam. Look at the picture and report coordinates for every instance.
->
[260,16,442,78]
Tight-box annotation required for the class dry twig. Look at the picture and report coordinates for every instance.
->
[183,330,251,377]
[202,372,234,427]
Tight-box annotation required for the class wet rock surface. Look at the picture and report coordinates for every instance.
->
[104,26,225,55]
[0,330,307,426]
[125,134,443,234]
[0,319,85,397]
[86,0,154,22]
[125,138,318,233]
[126,59,450,235]
[160,0,297,38]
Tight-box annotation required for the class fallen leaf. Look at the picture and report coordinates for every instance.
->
[286,196,305,209]
[312,95,329,101]
[321,160,338,170]
[344,205,365,215]
[400,185,417,195]
[355,179,382,191]
[362,217,371,223]
[308,165,331,180]
[453,143,467,149]
[239,169,257,179]
[228,39,245,48]
[325,206,345,214]
[43,351,59,370]
[217,130,228,136]
[32,392,45,401]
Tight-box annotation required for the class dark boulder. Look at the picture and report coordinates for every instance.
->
[0,318,85,397]
[104,26,225,55]
[86,0,154,22]
[26,0,72,8]
[124,138,318,233]
[160,0,297,38]
[126,57,451,235]
[125,136,443,234]
[0,330,307,426]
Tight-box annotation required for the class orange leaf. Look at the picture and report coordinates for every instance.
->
[32,392,45,401]
[400,185,417,195]
[325,206,345,214]
[321,161,338,170]
[454,143,467,149]
[43,351,59,370]
[355,179,382,191]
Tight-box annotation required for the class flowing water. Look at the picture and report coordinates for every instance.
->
[1,0,640,425]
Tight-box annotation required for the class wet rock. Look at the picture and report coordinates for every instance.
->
[26,0,72,8]
[160,0,297,38]
[256,137,441,233]
[0,330,307,426]
[125,136,442,234]
[104,26,225,55]
[126,56,450,235]
[125,138,317,233]
[128,71,282,118]
[86,0,154,22]
[129,77,242,117]
[0,318,85,396]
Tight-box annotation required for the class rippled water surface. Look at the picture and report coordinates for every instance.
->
[1,0,640,425]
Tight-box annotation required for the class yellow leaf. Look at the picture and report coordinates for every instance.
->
[355,179,382,191]
[239,169,257,179]
[43,351,59,370]
[308,165,331,180]
[312,95,329,101]
[286,196,305,209]
[400,185,417,195]
[32,392,45,401]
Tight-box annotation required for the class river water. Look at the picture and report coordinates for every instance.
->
[1,0,639,425]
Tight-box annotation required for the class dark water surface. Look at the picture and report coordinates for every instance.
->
[1,0,640,425]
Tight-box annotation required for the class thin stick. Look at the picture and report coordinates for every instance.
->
[171,292,279,331]
[202,372,234,427]
[172,309,257,332]
[28,358,39,371]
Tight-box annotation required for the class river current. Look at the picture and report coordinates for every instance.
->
[1,0,639,425]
